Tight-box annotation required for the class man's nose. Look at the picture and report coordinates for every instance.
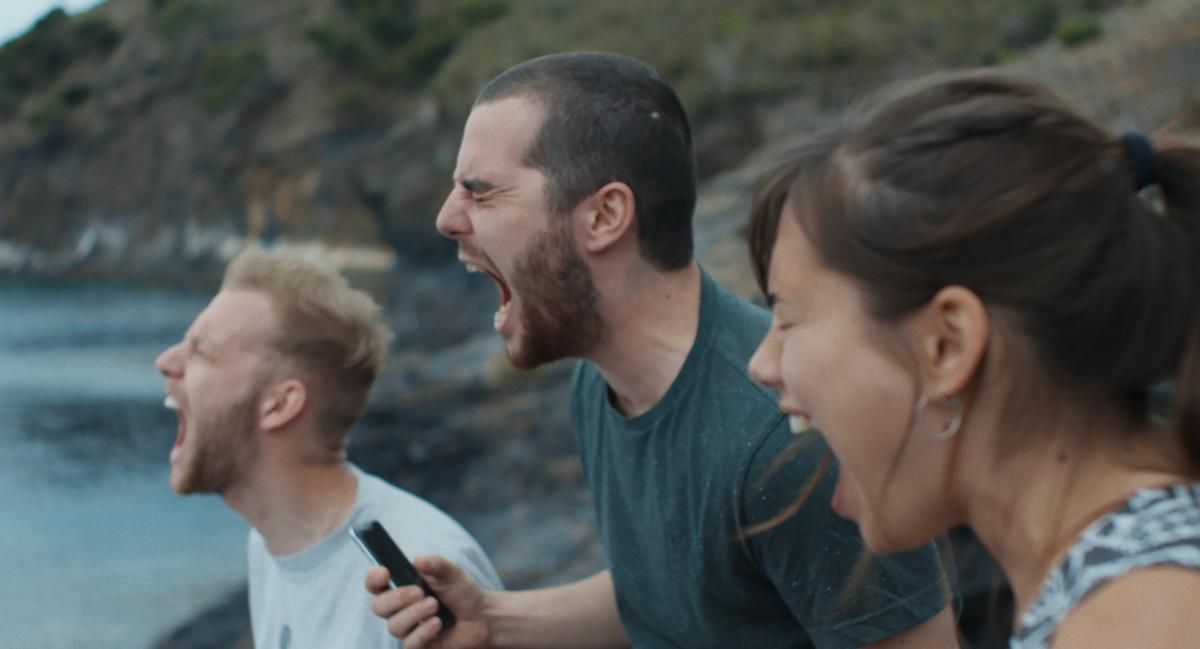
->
[435,192,471,239]
[155,342,183,378]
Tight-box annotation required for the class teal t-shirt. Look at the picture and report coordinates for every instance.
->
[570,271,951,648]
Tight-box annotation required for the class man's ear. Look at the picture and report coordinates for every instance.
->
[259,379,307,432]
[915,285,989,398]
[580,181,637,254]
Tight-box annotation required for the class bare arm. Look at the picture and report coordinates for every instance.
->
[859,605,959,649]
[484,570,630,649]
[368,556,629,649]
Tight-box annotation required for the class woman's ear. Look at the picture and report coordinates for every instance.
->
[580,181,637,254]
[915,285,989,398]
[259,379,308,431]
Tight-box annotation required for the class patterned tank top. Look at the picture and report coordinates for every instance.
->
[1011,484,1200,648]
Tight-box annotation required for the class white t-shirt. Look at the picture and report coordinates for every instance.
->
[247,465,503,649]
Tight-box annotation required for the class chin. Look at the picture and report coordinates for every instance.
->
[169,474,192,496]
[169,463,206,496]
[505,329,570,370]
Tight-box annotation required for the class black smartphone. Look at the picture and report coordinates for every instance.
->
[350,520,456,629]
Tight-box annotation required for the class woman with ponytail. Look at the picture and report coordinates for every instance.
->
[746,70,1200,648]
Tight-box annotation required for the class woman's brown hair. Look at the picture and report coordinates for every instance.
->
[750,70,1200,469]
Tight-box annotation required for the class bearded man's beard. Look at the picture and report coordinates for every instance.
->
[508,219,607,369]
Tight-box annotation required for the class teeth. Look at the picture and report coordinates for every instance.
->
[465,264,481,273]
[493,301,509,329]
[164,395,179,410]
[789,414,811,435]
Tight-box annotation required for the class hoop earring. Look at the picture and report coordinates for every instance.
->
[914,394,963,441]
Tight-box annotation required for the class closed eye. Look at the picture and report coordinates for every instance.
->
[461,177,496,200]
[188,336,210,360]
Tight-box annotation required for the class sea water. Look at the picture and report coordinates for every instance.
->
[0,279,248,649]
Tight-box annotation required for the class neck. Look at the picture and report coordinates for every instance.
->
[223,455,358,556]
[959,410,1188,620]
[586,261,703,417]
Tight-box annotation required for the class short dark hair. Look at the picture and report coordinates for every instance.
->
[750,70,1200,469]
[477,52,696,270]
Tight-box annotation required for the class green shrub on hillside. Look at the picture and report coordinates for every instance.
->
[377,18,461,85]
[28,97,68,129]
[331,83,380,120]
[0,8,121,116]
[27,82,94,129]
[199,42,266,110]
[306,0,511,88]
[59,82,92,107]
[428,0,1136,122]
[343,0,419,45]
[74,17,122,52]
[1,9,75,92]
[999,4,1060,48]
[1057,14,1104,47]
[152,0,220,37]
[385,0,511,85]
[0,85,20,119]
[304,23,370,67]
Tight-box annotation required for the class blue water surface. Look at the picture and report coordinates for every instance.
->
[0,279,249,649]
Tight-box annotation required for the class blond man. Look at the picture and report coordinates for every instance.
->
[157,247,501,648]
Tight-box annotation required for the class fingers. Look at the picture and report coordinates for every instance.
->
[364,566,391,594]
[374,591,444,647]
[366,556,473,646]
[371,584,428,618]
[396,603,444,649]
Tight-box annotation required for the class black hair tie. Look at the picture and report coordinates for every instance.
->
[1120,132,1160,190]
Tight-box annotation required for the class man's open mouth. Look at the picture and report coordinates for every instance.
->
[164,393,186,465]
[464,260,513,332]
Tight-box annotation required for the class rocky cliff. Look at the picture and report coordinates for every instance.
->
[4,0,1188,285]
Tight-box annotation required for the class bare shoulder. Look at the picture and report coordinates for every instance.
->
[1051,566,1200,649]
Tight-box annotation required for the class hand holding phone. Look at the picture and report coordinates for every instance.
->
[350,520,457,629]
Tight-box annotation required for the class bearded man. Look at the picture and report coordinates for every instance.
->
[367,52,958,649]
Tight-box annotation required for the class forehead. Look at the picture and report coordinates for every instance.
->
[767,209,821,289]
[457,96,546,174]
[190,289,278,349]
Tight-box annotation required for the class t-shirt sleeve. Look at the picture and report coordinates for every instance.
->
[742,422,953,648]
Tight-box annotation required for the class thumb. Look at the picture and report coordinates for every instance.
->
[364,565,392,594]
[413,555,466,588]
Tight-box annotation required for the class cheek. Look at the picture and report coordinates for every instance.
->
[782,326,914,477]
[838,355,915,477]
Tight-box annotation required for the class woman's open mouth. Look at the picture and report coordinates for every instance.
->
[788,413,812,434]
